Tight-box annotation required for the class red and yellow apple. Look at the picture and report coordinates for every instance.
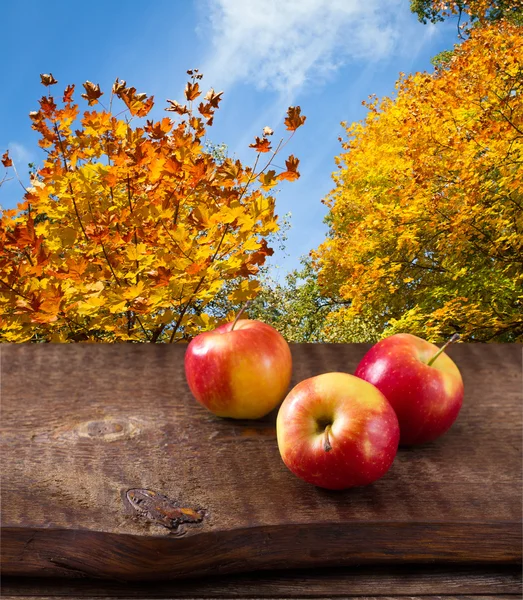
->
[276,372,399,490]
[355,333,464,445]
[184,319,292,419]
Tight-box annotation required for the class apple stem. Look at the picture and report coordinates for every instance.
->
[323,424,332,452]
[230,300,251,331]
[427,333,461,367]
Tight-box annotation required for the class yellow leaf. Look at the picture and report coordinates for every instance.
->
[76,295,106,316]
[35,221,50,237]
[242,238,260,252]
[108,299,128,314]
[123,281,145,300]
[228,279,260,303]
[126,243,148,262]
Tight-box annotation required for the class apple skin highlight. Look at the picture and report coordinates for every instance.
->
[355,333,464,445]
[184,319,292,419]
[276,373,400,490]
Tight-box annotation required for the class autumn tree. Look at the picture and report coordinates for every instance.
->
[206,257,351,343]
[0,71,305,342]
[410,0,523,26]
[312,21,523,342]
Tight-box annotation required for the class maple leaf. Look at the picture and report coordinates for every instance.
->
[284,106,306,131]
[63,84,75,104]
[263,126,274,136]
[215,159,240,186]
[186,260,208,275]
[39,95,57,116]
[103,170,119,188]
[112,78,127,95]
[164,157,182,175]
[165,99,189,115]
[228,280,260,303]
[81,81,103,106]
[190,116,204,134]
[29,110,43,124]
[147,266,172,287]
[197,102,214,121]
[250,238,274,265]
[204,88,223,108]
[118,86,154,117]
[258,169,278,190]
[185,81,201,101]
[238,262,261,277]
[146,117,172,140]
[278,155,300,182]
[249,136,272,153]
[122,281,146,302]
[40,73,58,86]
[1,151,13,168]
[134,96,155,117]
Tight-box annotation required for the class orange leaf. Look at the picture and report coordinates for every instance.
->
[278,154,300,181]
[165,99,189,115]
[39,96,57,116]
[112,78,127,95]
[81,81,103,106]
[203,88,223,108]
[1,150,12,168]
[185,82,201,101]
[104,170,119,188]
[186,260,208,275]
[148,266,172,287]
[63,84,75,104]
[116,86,154,116]
[40,73,58,87]
[249,238,274,265]
[284,106,306,131]
[164,157,182,175]
[130,96,154,118]
[249,137,272,153]
[197,102,214,121]
[146,117,172,139]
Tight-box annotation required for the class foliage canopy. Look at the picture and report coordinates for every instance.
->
[410,0,523,26]
[0,71,305,342]
[312,21,523,342]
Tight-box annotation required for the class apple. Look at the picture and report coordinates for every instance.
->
[184,317,292,419]
[276,372,400,490]
[354,333,464,445]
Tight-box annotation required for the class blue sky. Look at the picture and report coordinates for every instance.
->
[0,0,458,279]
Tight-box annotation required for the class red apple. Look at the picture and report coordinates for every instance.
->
[184,318,292,419]
[276,372,399,490]
[355,333,464,445]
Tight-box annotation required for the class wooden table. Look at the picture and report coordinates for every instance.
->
[1,343,521,599]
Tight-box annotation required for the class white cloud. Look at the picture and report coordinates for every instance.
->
[199,0,417,96]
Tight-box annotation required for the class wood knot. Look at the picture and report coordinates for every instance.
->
[76,417,140,442]
[123,488,206,535]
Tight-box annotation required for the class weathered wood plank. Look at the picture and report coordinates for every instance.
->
[2,596,520,600]
[1,343,521,580]
[2,565,521,597]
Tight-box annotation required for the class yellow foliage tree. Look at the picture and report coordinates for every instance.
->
[312,21,522,342]
[0,71,305,342]
[410,0,523,26]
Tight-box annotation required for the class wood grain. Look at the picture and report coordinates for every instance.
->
[2,594,519,600]
[1,343,521,580]
[2,565,522,598]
